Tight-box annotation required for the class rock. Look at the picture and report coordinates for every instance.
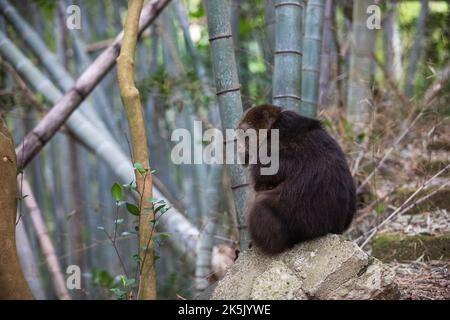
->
[327,259,399,300]
[250,261,306,300]
[211,234,399,300]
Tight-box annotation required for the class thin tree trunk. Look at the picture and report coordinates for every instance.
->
[204,0,250,250]
[117,0,156,300]
[0,118,33,299]
[272,0,304,112]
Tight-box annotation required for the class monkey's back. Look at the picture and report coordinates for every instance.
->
[277,126,356,243]
[247,109,356,254]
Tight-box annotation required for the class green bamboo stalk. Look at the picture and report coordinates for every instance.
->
[301,0,324,118]
[346,0,377,127]
[264,0,276,63]
[319,0,333,108]
[272,0,305,112]
[204,0,250,250]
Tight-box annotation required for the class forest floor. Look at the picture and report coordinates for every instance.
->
[391,260,449,300]
[342,111,450,300]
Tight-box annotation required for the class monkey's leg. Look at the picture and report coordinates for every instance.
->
[248,193,291,254]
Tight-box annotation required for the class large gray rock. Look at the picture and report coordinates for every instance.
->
[211,234,400,300]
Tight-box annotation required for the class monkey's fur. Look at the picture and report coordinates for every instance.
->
[237,104,356,254]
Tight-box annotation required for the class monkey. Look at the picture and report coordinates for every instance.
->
[236,104,356,254]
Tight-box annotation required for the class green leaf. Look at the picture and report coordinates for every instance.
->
[154,255,160,262]
[123,278,136,287]
[356,133,366,144]
[134,163,146,175]
[110,287,126,300]
[126,203,140,216]
[375,203,385,216]
[132,254,141,262]
[159,233,170,240]
[154,204,166,214]
[111,183,123,202]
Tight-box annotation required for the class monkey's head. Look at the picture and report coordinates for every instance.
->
[237,104,282,131]
[236,104,282,165]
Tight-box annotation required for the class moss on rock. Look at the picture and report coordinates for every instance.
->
[372,233,450,262]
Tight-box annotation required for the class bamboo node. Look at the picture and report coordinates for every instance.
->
[274,49,303,56]
[273,94,302,101]
[274,1,304,9]
[216,86,241,96]
[208,33,233,42]
[231,183,249,190]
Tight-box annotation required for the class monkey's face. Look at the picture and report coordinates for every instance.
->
[236,104,282,165]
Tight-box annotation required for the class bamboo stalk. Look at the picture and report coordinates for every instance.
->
[117,0,156,300]
[272,0,305,112]
[264,0,276,63]
[301,0,324,118]
[204,0,250,249]
[319,0,333,108]
[404,0,428,99]
[346,0,377,128]
[195,165,222,292]
[20,176,71,300]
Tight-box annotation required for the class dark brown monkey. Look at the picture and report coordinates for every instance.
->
[237,104,356,254]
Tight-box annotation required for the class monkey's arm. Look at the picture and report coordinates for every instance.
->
[250,153,294,191]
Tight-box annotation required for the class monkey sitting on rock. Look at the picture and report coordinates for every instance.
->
[236,104,356,254]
